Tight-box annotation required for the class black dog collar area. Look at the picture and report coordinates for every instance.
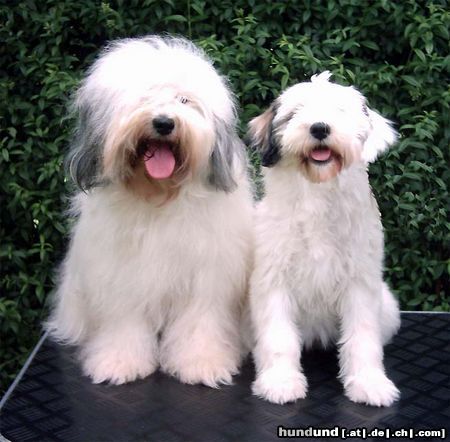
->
[1,312,449,441]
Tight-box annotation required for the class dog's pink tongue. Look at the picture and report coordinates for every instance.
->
[144,143,176,179]
[310,148,332,162]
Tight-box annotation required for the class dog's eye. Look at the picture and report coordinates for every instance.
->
[179,96,189,104]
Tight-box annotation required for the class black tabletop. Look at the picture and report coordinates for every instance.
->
[1,313,449,442]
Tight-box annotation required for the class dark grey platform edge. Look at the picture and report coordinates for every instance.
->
[1,313,449,442]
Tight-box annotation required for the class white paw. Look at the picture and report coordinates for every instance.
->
[344,369,400,407]
[252,365,308,404]
[161,349,240,388]
[82,347,157,385]
[176,359,239,387]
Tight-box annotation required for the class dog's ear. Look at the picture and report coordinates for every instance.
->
[247,102,281,167]
[362,107,398,163]
[208,117,241,193]
[66,98,103,192]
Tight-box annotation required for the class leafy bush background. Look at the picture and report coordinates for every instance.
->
[1,0,449,393]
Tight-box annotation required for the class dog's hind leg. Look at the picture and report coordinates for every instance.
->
[380,282,401,345]
[45,260,88,345]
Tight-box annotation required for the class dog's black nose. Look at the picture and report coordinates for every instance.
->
[310,122,330,140]
[152,116,175,135]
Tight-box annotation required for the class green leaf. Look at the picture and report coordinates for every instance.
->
[164,14,188,22]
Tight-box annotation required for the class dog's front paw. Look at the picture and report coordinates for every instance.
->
[252,365,308,404]
[177,359,239,388]
[82,347,157,385]
[344,369,400,407]
[161,347,240,388]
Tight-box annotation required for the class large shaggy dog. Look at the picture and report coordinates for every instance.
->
[248,72,400,406]
[46,36,253,387]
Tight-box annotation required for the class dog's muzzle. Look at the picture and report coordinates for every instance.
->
[308,122,333,164]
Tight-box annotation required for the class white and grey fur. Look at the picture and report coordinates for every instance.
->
[248,72,401,406]
[67,37,242,192]
[46,36,254,387]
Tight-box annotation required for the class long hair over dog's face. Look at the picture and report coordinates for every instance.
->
[102,86,215,200]
[249,72,397,183]
[68,37,242,200]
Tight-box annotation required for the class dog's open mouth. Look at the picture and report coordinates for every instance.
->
[141,139,176,180]
[309,146,333,165]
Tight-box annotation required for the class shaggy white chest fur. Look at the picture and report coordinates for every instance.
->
[69,180,253,319]
[252,164,384,345]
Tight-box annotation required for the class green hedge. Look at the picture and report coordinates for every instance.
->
[1,0,449,392]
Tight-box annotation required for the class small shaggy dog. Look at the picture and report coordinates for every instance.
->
[248,72,400,406]
[46,36,253,387]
